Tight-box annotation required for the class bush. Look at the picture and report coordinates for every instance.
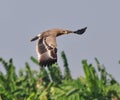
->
[0,52,120,100]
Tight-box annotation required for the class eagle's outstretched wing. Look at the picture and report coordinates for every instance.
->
[36,35,57,66]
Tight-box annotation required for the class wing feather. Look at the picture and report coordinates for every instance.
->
[36,35,57,66]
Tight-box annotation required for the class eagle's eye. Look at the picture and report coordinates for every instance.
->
[63,30,68,34]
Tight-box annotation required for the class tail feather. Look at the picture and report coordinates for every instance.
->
[38,50,57,67]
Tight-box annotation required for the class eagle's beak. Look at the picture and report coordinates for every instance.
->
[30,36,39,42]
[65,30,73,34]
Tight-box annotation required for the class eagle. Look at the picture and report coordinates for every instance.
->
[31,27,87,67]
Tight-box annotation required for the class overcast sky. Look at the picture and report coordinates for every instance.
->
[0,0,120,82]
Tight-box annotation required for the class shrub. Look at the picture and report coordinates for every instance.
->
[0,52,120,100]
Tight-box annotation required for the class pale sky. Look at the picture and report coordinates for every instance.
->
[0,0,120,82]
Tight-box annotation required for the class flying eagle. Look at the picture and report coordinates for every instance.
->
[31,27,87,67]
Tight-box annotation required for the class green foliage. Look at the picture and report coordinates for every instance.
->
[0,52,120,100]
[61,51,72,80]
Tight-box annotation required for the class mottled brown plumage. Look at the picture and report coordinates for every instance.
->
[31,27,87,67]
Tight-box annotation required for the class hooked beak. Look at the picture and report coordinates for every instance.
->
[30,36,39,42]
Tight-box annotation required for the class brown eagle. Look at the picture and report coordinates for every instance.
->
[31,27,87,67]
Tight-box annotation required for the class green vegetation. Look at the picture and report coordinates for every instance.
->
[0,51,120,100]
